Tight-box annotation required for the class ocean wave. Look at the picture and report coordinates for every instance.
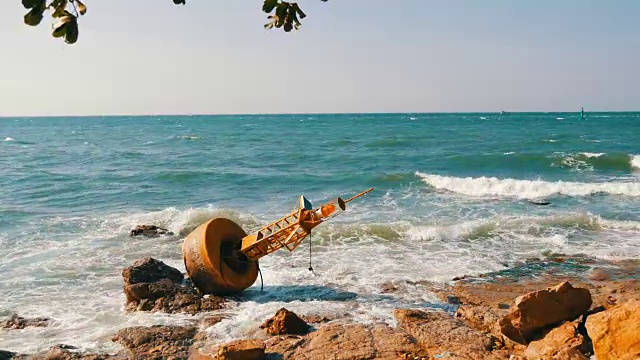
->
[403,213,640,241]
[557,152,638,172]
[416,172,640,199]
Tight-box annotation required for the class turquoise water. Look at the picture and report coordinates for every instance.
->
[1,112,639,351]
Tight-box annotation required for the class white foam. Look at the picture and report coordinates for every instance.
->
[174,135,200,140]
[416,172,640,199]
[631,155,640,171]
[5,137,15,141]
[503,151,515,155]
[557,117,565,120]
[581,152,604,158]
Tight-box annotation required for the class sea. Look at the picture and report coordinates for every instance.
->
[1,112,639,352]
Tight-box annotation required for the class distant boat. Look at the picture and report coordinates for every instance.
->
[581,107,585,120]
[500,110,508,115]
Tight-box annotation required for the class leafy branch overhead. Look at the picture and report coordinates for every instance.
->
[22,0,328,45]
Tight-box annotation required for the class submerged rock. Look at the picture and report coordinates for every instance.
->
[498,282,592,344]
[260,308,310,335]
[122,258,225,314]
[1,313,50,330]
[112,325,197,359]
[585,299,640,360]
[130,225,174,237]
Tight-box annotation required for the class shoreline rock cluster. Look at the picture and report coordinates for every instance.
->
[2,257,638,359]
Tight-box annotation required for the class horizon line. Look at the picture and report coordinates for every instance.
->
[1,109,639,118]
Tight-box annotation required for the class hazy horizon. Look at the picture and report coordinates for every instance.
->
[2,1,639,116]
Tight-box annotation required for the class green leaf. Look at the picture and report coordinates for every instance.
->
[51,2,69,18]
[52,22,68,38]
[274,3,288,28]
[64,17,78,44]
[262,0,278,13]
[22,0,42,9]
[24,6,45,26]
[292,3,306,19]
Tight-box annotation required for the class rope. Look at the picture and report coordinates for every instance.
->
[257,262,264,292]
[308,232,318,276]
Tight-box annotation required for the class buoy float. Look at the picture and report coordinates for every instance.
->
[182,188,374,295]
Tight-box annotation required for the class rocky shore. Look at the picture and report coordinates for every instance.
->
[2,257,638,359]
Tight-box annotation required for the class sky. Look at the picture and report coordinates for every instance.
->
[1,0,640,116]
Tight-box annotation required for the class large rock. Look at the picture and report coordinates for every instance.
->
[585,299,640,360]
[498,282,592,344]
[260,308,309,335]
[1,346,116,360]
[0,351,18,360]
[1,314,50,329]
[112,325,198,359]
[122,258,225,314]
[523,322,588,359]
[215,339,265,360]
[281,323,427,360]
[394,309,503,359]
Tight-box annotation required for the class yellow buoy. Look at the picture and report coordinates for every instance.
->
[182,218,258,294]
[182,188,373,295]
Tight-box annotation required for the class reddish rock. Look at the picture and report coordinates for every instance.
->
[122,258,225,314]
[112,325,198,360]
[455,305,507,335]
[523,322,588,359]
[394,309,502,359]
[264,335,306,359]
[585,299,640,360]
[215,339,265,360]
[1,314,50,329]
[260,308,309,335]
[286,323,427,360]
[498,282,592,344]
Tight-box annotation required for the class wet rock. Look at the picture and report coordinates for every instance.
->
[112,325,198,359]
[260,308,309,335]
[380,281,400,293]
[0,351,17,360]
[130,225,174,237]
[585,299,640,360]
[523,322,588,359]
[394,309,501,359]
[122,258,225,314]
[200,315,227,328]
[1,313,50,329]
[30,345,116,360]
[498,282,592,344]
[588,268,609,282]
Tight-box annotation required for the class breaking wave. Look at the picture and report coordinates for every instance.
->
[556,152,639,172]
[416,172,640,199]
